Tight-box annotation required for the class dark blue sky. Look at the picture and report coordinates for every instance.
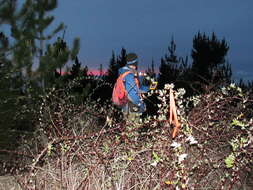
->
[52,0,253,81]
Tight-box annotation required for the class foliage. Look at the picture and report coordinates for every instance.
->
[117,47,127,68]
[145,59,156,79]
[0,3,252,189]
[38,37,80,90]
[106,48,127,85]
[3,0,64,81]
[0,31,11,89]
[190,32,232,93]
[106,51,118,84]
[0,0,79,151]
[0,81,252,189]
[158,38,189,90]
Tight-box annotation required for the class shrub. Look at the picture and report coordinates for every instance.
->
[1,82,252,190]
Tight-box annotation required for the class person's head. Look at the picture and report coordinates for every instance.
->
[126,53,138,70]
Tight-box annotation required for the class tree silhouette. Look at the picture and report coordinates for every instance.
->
[82,65,88,77]
[146,58,156,78]
[0,32,11,88]
[13,0,64,73]
[0,0,82,149]
[158,38,188,89]
[0,0,81,92]
[39,37,80,89]
[106,48,127,84]
[117,47,127,68]
[70,56,82,79]
[99,64,103,76]
[191,32,231,93]
[106,51,118,84]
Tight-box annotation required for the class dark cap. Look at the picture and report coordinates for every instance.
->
[126,53,138,66]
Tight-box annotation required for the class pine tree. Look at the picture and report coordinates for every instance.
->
[83,65,88,76]
[106,48,127,84]
[107,51,118,84]
[13,0,64,74]
[0,0,80,91]
[151,59,156,77]
[0,0,63,91]
[39,37,79,89]
[99,64,103,76]
[0,32,9,67]
[0,31,12,90]
[0,0,81,147]
[117,47,127,68]
[70,56,81,79]
[146,58,156,78]
[191,32,231,92]
[158,38,188,89]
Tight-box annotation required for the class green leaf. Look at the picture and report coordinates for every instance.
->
[152,152,161,162]
[231,119,245,127]
[229,140,239,151]
[225,153,235,168]
[240,137,247,144]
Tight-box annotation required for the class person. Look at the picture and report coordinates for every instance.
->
[117,53,149,120]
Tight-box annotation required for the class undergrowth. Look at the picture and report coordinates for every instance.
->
[0,82,252,190]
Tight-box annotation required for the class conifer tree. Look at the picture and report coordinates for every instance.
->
[107,48,127,84]
[70,56,81,79]
[0,31,10,88]
[99,64,103,76]
[151,59,156,77]
[39,37,79,89]
[158,38,188,89]
[146,58,156,78]
[107,51,118,84]
[191,32,231,92]
[83,65,88,76]
[117,47,127,68]
[12,0,64,75]
[0,0,80,91]
[0,32,8,57]
[0,0,80,145]
[0,0,61,90]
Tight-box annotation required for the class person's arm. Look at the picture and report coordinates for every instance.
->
[139,85,149,93]
[138,74,154,92]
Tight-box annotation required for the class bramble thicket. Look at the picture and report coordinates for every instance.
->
[0,0,252,189]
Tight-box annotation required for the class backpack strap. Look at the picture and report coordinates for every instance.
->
[120,71,132,81]
[120,71,140,88]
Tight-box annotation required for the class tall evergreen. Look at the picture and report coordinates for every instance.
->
[151,59,156,77]
[39,36,80,89]
[107,51,119,84]
[117,47,127,68]
[0,31,11,89]
[0,0,80,91]
[0,0,80,138]
[158,38,188,89]
[146,58,156,78]
[191,32,231,92]
[99,64,103,76]
[13,0,64,75]
[83,65,88,76]
[70,56,81,79]
[0,0,62,91]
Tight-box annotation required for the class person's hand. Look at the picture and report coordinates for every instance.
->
[140,93,146,100]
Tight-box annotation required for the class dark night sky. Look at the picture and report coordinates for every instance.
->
[52,0,253,81]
